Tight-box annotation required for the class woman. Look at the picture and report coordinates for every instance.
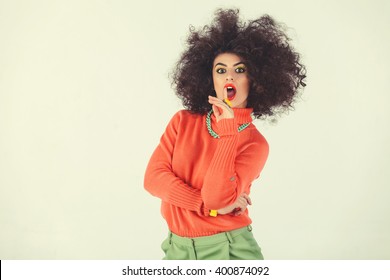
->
[144,8,306,260]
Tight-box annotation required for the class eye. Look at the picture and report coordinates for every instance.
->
[235,67,246,73]
[216,68,226,74]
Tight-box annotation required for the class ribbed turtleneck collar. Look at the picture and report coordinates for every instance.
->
[232,108,253,124]
[210,108,253,124]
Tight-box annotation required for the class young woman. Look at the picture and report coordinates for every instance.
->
[144,9,306,260]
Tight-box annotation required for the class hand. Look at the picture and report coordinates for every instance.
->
[208,91,234,122]
[217,193,252,216]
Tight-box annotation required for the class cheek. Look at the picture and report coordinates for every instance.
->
[243,79,250,92]
[215,89,223,98]
[212,77,223,95]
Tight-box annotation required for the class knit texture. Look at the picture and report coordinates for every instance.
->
[144,108,269,237]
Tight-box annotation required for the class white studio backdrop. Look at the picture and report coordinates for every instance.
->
[0,0,389,259]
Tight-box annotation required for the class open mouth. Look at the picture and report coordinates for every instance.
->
[224,83,237,100]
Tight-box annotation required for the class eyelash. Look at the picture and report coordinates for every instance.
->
[216,67,246,74]
[236,67,246,73]
[216,68,226,74]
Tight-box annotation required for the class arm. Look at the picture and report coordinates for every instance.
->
[202,97,269,210]
[202,127,268,209]
[144,112,208,215]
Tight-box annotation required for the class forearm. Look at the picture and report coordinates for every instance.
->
[201,118,241,209]
[144,151,206,214]
[201,120,269,210]
[144,111,207,214]
[202,135,240,209]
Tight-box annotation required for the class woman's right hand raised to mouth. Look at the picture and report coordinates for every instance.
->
[208,90,234,122]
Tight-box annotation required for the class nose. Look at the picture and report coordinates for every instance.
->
[225,69,236,81]
[225,75,234,81]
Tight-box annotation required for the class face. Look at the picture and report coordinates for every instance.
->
[212,53,250,108]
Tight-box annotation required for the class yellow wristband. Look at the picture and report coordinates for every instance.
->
[209,209,218,217]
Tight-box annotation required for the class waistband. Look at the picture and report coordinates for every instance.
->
[168,225,253,247]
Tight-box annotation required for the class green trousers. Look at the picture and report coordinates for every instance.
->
[161,225,264,260]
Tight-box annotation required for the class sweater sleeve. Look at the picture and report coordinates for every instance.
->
[144,112,208,215]
[201,118,269,210]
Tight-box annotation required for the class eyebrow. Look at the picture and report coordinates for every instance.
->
[214,61,245,68]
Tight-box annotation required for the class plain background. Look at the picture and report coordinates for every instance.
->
[1,0,389,259]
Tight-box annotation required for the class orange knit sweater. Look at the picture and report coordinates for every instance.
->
[144,108,269,237]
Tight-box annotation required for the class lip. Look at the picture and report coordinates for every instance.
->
[224,83,237,101]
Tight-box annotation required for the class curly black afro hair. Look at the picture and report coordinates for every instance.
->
[171,8,306,119]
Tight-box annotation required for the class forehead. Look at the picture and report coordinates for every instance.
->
[213,53,243,65]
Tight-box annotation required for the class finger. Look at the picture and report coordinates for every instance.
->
[209,97,227,114]
[209,95,229,109]
[208,95,234,121]
[233,208,242,216]
[239,193,248,203]
[223,87,228,100]
[241,193,252,205]
[212,104,220,117]
[237,197,246,205]
[246,196,252,205]
[234,202,249,215]
[208,95,224,103]
[236,198,248,209]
